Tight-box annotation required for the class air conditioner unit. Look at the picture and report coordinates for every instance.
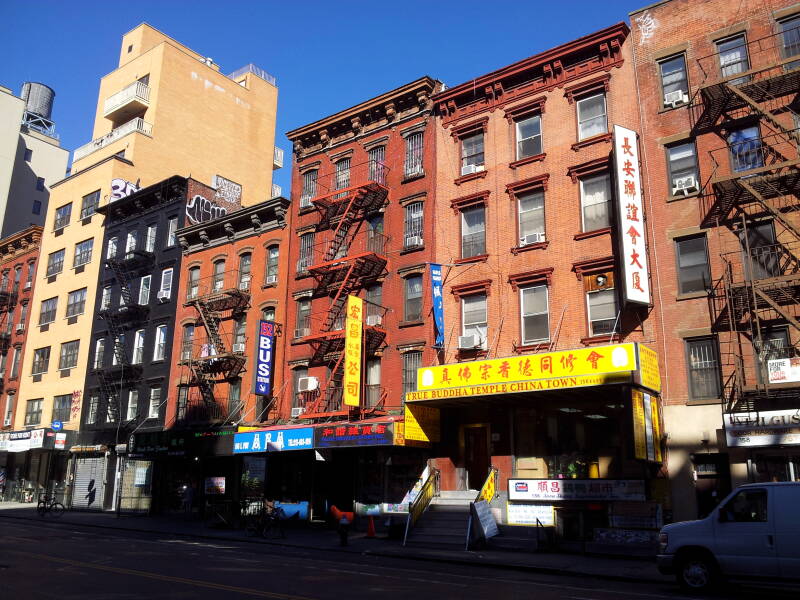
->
[15,324,24,333]
[672,175,699,196]
[232,343,246,353]
[0,370,5,377]
[294,327,310,339]
[298,376,319,392]
[3,417,10,427]
[405,235,423,248]
[664,90,689,107]
[458,334,481,350]
[23,282,31,290]
[239,280,250,291]
[520,232,546,246]
[365,314,382,327]
[156,291,170,303]
[265,275,278,285]
[291,407,305,418]
[461,164,485,176]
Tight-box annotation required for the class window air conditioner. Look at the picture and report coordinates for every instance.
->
[265,275,278,285]
[291,407,305,418]
[294,327,310,339]
[23,282,31,290]
[156,291,170,303]
[458,334,481,350]
[232,343,246,353]
[365,314,382,327]
[672,175,699,196]
[15,324,24,333]
[461,164,477,176]
[3,417,10,427]
[664,90,689,107]
[0,369,5,377]
[239,280,250,291]
[405,235,423,248]
[298,376,319,392]
[520,232,546,246]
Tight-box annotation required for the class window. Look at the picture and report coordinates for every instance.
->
[366,283,383,323]
[58,340,80,370]
[521,285,549,344]
[181,324,195,360]
[580,173,612,232]
[518,191,545,245]
[334,158,351,197]
[132,329,145,364]
[728,126,763,172]
[32,200,41,215]
[405,132,424,178]
[139,275,151,305]
[3,394,13,425]
[126,230,138,253]
[105,395,119,423]
[12,267,21,293]
[93,338,105,369]
[238,253,252,290]
[586,275,618,337]
[100,286,111,310]
[261,307,275,322]
[166,217,178,247]
[266,246,279,281]
[54,203,71,230]
[10,347,20,378]
[402,351,422,400]
[153,325,167,361]
[66,288,87,317]
[462,294,488,348]
[667,141,699,194]
[52,394,71,422]
[404,202,424,248]
[25,261,34,286]
[686,337,721,399]
[516,114,542,159]
[233,316,246,348]
[404,275,423,321]
[111,335,124,366]
[187,267,200,299]
[717,34,750,84]
[145,224,157,252]
[4,310,11,335]
[176,386,188,420]
[780,15,800,69]
[24,399,42,425]
[212,260,225,291]
[365,358,381,408]
[122,389,137,421]
[107,237,118,260]
[300,169,317,208]
[228,379,242,418]
[0,271,7,291]
[296,298,311,335]
[36,177,45,192]
[292,367,308,408]
[461,205,486,258]
[17,302,27,328]
[576,93,607,140]
[369,145,387,184]
[159,268,173,300]
[24,148,32,162]
[721,488,767,523]
[73,238,93,267]
[659,54,689,105]
[46,249,65,277]
[148,387,161,418]
[676,235,711,294]
[298,233,314,271]
[80,190,100,219]
[32,346,50,374]
[460,132,484,175]
[39,297,57,325]
[86,396,99,425]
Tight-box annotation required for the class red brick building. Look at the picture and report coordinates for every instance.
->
[630,0,800,520]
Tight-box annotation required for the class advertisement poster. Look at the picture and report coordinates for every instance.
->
[404,404,440,443]
[204,477,226,495]
[315,421,394,448]
[430,263,445,347]
[233,427,314,453]
[254,320,276,396]
[507,503,555,526]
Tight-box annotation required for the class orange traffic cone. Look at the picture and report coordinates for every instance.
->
[366,515,375,538]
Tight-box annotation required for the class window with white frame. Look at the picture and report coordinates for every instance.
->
[266,246,279,281]
[404,132,424,178]
[659,54,689,106]
[461,294,487,349]
[39,297,57,325]
[460,132,484,175]
[46,249,64,277]
[182,324,194,360]
[80,190,100,219]
[686,336,722,399]
[717,34,750,84]
[25,261,34,286]
[111,335,124,366]
[125,230,138,253]
[0,271,7,291]
[520,285,549,344]
[187,266,200,299]
[580,173,612,232]
[233,316,246,348]
[586,272,618,337]
[139,275,151,305]
[105,395,119,423]
[404,202,424,248]
[780,15,800,69]
[667,141,699,194]
[461,205,486,258]
[212,260,225,291]
[94,338,105,369]
[148,387,161,419]
[334,158,351,196]
[86,396,98,425]
[295,298,311,335]
[145,224,157,252]
[159,268,173,300]
[10,347,21,378]
[100,286,112,310]
[106,237,118,259]
[516,114,542,159]
[132,329,145,364]
[65,288,87,317]
[73,239,93,267]
[153,324,167,361]
[238,254,251,290]
[300,170,317,208]
[166,217,178,247]
[127,389,139,421]
[518,191,545,245]
[12,267,20,293]
[404,275,423,321]
[3,394,13,425]
[58,340,80,370]
[261,306,276,322]
[576,93,607,140]
[17,302,27,329]
[32,346,50,374]
[54,203,72,230]
[368,145,387,184]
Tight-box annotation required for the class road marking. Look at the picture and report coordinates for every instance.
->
[7,550,314,599]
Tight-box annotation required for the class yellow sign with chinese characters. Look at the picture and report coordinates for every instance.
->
[409,343,642,402]
[632,389,647,460]
[342,295,363,407]
[404,404,441,442]
[637,344,661,393]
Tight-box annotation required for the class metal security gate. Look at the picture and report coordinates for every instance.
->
[72,456,106,510]
[117,458,153,514]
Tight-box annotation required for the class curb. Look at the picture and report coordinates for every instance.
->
[0,512,666,584]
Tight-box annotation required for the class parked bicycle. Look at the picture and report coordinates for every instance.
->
[37,493,65,518]
[244,500,285,539]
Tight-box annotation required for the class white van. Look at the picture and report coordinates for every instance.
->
[657,482,800,592]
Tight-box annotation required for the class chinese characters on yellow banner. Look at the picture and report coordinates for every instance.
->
[342,295,363,407]
[632,388,662,463]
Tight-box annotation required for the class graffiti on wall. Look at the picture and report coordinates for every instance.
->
[213,174,242,206]
[635,10,657,43]
[110,178,140,202]
[185,175,242,226]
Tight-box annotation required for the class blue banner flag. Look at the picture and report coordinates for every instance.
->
[254,320,276,396]
[430,264,445,348]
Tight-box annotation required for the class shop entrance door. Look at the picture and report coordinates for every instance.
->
[463,424,489,491]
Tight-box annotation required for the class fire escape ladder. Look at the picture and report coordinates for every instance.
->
[192,299,226,355]
[323,263,359,332]
[753,287,800,332]
[106,259,135,307]
[724,83,800,147]
[323,192,364,262]
[739,180,800,241]
[189,361,217,406]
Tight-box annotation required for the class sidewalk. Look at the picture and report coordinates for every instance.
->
[0,503,670,584]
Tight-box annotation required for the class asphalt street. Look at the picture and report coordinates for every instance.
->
[0,519,797,599]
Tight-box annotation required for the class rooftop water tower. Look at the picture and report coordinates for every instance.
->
[20,81,57,137]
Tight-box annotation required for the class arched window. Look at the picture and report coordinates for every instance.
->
[261,306,276,322]
[265,246,279,282]
[187,266,200,299]
[212,259,226,291]
[238,253,252,290]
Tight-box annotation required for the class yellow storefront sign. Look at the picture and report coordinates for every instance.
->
[632,390,647,460]
[632,388,662,463]
[404,404,441,442]
[637,344,661,393]
[342,295,363,407]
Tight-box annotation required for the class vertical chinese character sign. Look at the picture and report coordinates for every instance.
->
[254,320,276,396]
[613,125,650,305]
[343,295,363,407]
[430,263,445,348]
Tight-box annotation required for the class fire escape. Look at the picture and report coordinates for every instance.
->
[692,27,800,413]
[0,284,17,392]
[179,269,249,425]
[295,161,390,420]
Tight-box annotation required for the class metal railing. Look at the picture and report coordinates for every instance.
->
[227,63,277,87]
[707,128,800,180]
[103,80,151,117]
[299,160,390,206]
[719,241,800,287]
[74,117,153,162]
[180,333,248,362]
[306,231,388,269]
[273,146,284,169]
[403,468,439,546]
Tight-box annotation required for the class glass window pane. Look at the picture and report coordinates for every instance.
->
[668,142,697,183]
[677,236,710,294]
[660,55,688,95]
[687,337,721,398]
[577,94,607,140]
[518,192,545,240]
[581,174,611,231]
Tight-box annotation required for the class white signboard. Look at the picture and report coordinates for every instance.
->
[725,410,800,447]
[7,431,32,453]
[54,433,67,450]
[29,429,45,449]
[0,432,8,452]
[507,502,555,526]
[471,500,499,540]
[613,125,650,305]
[135,466,149,487]
[767,357,800,384]
[509,479,646,502]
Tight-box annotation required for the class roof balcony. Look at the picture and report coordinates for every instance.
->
[103,80,151,122]
[73,117,153,162]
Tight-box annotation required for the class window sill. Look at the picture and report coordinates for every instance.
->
[454,170,488,186]
[509,153,547,169]
[400,244,425,255]
[457,348,488,360]
[295,271,311,280]
[398,319,424,329]
[574,227,612,241]
[580,334,617,346]
[658,102,690,114]
[667,191,700,203]
[686,397,722,406]
[676,290,709,301]
[514,341,550,353]
[298,205,316,216]
[402,172,425,183]
[454,254,488,265]
[571,132,612,152]
[511,241,549,255]
[81,216,93,226]
[261,282,278,289]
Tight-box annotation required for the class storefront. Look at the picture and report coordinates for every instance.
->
[724,409,800,483]
[0,428,73,502]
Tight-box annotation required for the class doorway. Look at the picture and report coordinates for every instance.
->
[462,424,490,491]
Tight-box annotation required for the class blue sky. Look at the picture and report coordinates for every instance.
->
[1,0,646,194]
